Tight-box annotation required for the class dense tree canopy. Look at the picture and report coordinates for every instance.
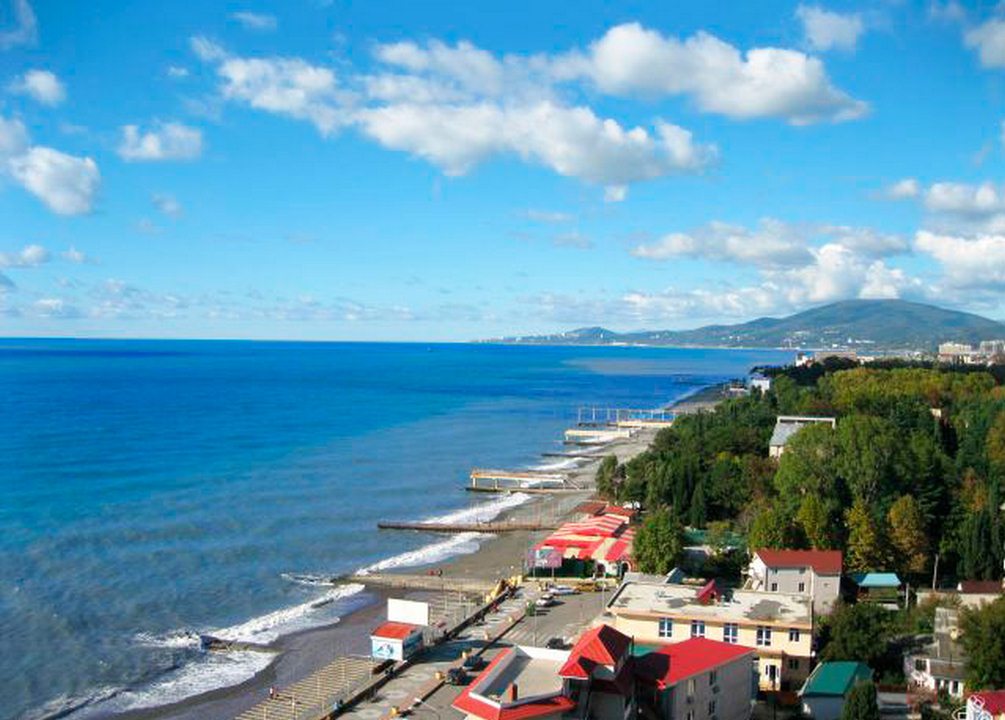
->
[596,362,1005,585]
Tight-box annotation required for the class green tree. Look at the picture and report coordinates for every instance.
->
[633,507,685,575]
[595,455,619,500]
[959,597,1005,690]
[887,495,928,577]
[797,494,836,549]
[774,422,841,517]
[823,603,893,667]
[747,506,794,550]
[841,682,880,720]
[836,415,900,505]
[846,499,889,572]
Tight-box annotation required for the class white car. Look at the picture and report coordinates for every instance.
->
[549,585,578,596]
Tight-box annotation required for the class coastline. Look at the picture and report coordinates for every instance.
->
[106,387,720,720]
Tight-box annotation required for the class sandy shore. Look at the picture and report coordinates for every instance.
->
[118,390,711,720]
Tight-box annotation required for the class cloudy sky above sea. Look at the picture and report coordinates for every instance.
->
[2,0,1005,340]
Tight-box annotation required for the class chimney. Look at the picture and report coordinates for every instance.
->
[508,684,519,702]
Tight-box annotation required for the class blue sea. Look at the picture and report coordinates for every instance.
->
[0,340,791,720]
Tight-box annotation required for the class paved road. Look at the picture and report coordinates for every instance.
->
[337,587,609,720]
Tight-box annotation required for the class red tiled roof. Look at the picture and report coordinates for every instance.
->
[558,624,632,679]
[452,649,576,720]
[370,621,420,640]
[971,691,1005,715]
[696,579,719,605]
[635,638,753,690]
[575,501,607,516]
[959,580,1003,594]
[755,549,842,575]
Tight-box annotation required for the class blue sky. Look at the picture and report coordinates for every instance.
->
[2,0,1005,340]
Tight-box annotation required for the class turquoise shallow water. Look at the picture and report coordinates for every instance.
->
[0,340,791,719]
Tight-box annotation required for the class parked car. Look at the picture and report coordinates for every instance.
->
[545,637,567,650]
[445,667,469,686]
[550,585,579,596]
[534,596,556,608]
[462,654,484,671]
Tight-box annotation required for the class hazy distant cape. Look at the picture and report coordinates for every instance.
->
[488,300,1005,350]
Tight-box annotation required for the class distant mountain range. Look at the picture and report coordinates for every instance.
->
[488,300,1005,350]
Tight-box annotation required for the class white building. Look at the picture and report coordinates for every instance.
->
[746,549,842,615]
[768,416,837,459]
[904,607,967,699]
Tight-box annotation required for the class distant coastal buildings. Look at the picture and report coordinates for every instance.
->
[938,340,1005,365]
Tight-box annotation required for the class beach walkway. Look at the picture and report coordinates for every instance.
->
[234,655,375,720]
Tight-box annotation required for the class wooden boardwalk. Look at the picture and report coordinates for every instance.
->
[235,655,375,720]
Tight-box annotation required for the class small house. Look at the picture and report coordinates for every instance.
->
[768,416,837,458]
[799,662,873,720]
[370,621,423,661]
[849,573,903,608]
[746,549,842,614]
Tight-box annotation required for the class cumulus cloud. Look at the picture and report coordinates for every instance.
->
[230,11,277,31]
[0,0,37,50]
[555,23,867,124]
[965,18,1005,68]
[9,69,65,106]
[33,297,82,318]
[885,177,920,199]
[118,122,203,161]
[61,246,88,264]
[796,5,866,52]
[167,65,190,79]
[356,101,715,193]
[217,54,348,135]
[0,115,99,214]
[191,24,861,197]
[631,219,907,268]
[8,146,99,214]
[915,230,1005,289]
[0,243,48,267]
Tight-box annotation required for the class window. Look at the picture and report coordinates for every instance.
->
[798,582,806,593]
[691,620,705,638]
[915,658,927,672]
[659,617,673,638]
[687,711,694,720]
[709,670,718,687]
[789,628,800,643]
[770,582,778,592]
[708,700,717,717]
[723,623,738,644]
[787,658,799,671]
[756,626,772,647]
[952,681,960,696]
[687,678,696,700]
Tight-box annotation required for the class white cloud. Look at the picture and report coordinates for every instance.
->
[915,230,1005,288]
[966,18,1005,68]
[0,0,37,50]
[62,246,88,264]
[0,115,29,157]
[356,101,715,193]
[167,65,190,79]
[33,297,81,318]
[217,55,347,135]
[885,177,920,199]
[8,146,99,214]
[230,11,277,31]
[924,180,1005,215]
[522,209,572,223]
[631,219,907,268]
[557,23,867,124]
[796,5,865,52]
[118,122,203,161]
[9,69,65,106]
[152,192,182,218]
[0,243,48,267]
[190,35,227,62]
[632,219,813,268]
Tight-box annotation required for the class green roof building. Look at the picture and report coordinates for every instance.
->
[800,662,874,720]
